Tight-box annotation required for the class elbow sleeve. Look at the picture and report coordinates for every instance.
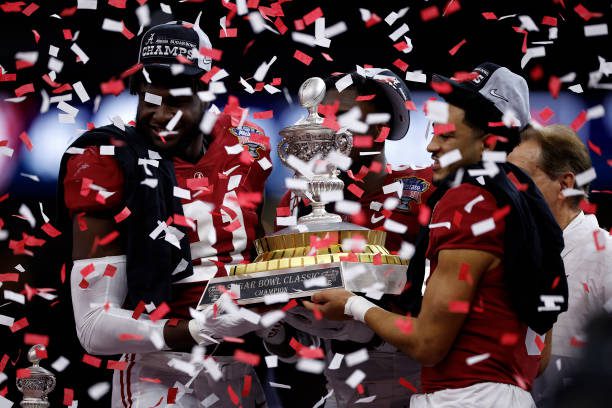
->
[70,256,167,355]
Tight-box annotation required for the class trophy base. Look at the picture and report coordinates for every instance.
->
[197,261,407,308]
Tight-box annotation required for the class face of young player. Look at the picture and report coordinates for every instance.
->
[136,81,205,155]
[426,104,486,183]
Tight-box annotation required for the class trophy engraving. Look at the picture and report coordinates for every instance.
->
[16,345,56,408]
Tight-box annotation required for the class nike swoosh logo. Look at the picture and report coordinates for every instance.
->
[489,88,509,102]
[371,214,385,224]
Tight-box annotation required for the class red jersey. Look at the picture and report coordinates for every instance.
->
[63,113,272,318]
[278,166,435,249]
[422,183,540,393]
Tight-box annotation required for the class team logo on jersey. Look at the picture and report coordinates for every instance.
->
[230,126,267,158]
[396,176,430,211]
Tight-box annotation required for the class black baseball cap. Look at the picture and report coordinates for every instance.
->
[431,62,531,137]
[138,21,212,76]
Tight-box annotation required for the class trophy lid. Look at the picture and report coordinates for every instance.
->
[295,77,326,126]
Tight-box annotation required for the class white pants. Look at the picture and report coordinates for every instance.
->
[111,352,266,407]
[324,343,421,408]
[410,382,536,408]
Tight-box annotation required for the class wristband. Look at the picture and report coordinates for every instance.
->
[344,296,378,323]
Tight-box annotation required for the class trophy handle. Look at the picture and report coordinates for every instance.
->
[334,130,353,157]
[277,138,290,168]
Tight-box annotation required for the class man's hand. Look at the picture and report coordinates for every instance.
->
[189,293,260,344]
[283,306,374,342]
[302,289,355,320]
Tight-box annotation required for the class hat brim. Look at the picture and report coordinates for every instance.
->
[431,73,509,135]
[144,62,204,77]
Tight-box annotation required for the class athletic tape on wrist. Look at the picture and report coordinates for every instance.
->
[344,296,377,323]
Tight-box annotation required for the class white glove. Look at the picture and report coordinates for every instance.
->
[284,306,375,343]
[189,293,260,345]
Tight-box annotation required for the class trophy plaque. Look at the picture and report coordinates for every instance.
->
[198,77,408,308]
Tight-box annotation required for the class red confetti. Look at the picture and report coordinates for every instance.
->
[398,377,418,393]
[107,360,128,370]
[538,107,555,122]
[113,207,131,223]
[593,230,606,251]
[458,263,473,285]
[579,200,597,214]
[219,28,238,38]
[347,183,364,198]
[0,1,24,12]
[448,300,470,313]
[63,388,74,406]
[108,0,126,8]
[274,17,288,35]
[132,301,145,320]
[0,273,19,282]
[570,336,586,347]
[587,139,602,156]
[570,110,587,132]
[21,2,38,16]
[448,39,466,56]
[434,123,456,135]
[500,332,519,345]
[103,264,117,277]
[303,7,323,26]
[16,368,30,378]
[353,135,373,148]
[482,11,497,20]
[281,299,298,312]
[10,317,29,333]
[24,333,49,346]
[548,76,561,99]
[365,13,382,28]
[82,354,102,368]
[394,317,413,334]
[62,29,72,40]
[253,110,273,119]
[15,83,34,97]
[100,78,125,96]
[431,81,453,94]
[393,59,409,72]
[374,126,390,143]
[234,350,260,366]
[574,4,602,21]
[541,16,557,26]
[98,230,119,246]
[41,223,61,238]
[421,5,440,21]
[293,50,313,66]
[443,0,461,15]
[149,302,170,322]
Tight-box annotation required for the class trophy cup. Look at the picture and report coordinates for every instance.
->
[198,77,408,307]
[15,345,56,408]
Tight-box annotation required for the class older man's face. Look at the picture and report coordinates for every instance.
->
[508,139,560,208]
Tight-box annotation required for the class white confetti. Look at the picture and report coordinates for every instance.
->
[345,348,369,367]
[99,145,114,156]
[268,382,291,389]
[77,0,96,9]
[389,23,409,41]
[173,186,191,200]
[464,195,484,213]
[265,355,278,368]
[73,81,90,103]
[144,92,162,106]
[102,18,124,33]
[584,24,608,37]
[166,110,183,131]
[471,218,496,236]
[575,167,596,187]
[201,394,219,408]
[345,369,366,388]
[482,151,507,163]
[304,276,329,289]
[70,43,89,64]
[466,353,491,365]
[335,200,361,215]
[383,219,407,234]
[260,310,285,327]
[328,353,344,370]
[5,290,27,304]
[335,74,353,93]
[224,144,244,155]
[405,70,427,83]
[258,157,272,171]
[264,292,289,305]
[0,314,15,327]
[51,356,70,372]
[296,359,325,374]
[438,149,462,168]
[426,100,450,123]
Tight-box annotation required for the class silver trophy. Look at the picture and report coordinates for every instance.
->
[198,77,408,307]
[277,77,352,224]
[15,345,56,408]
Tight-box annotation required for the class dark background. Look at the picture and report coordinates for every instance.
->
[0,0,610,406]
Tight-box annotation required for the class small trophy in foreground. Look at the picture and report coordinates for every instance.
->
[15,345,56,408]
[198,77,408,308]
